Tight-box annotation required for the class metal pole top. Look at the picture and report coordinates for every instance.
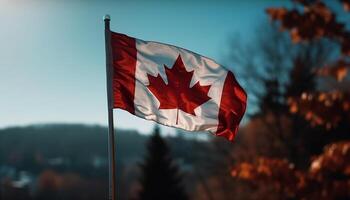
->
[104,15,111,21]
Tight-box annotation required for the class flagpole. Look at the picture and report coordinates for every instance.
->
[104,14,117,200]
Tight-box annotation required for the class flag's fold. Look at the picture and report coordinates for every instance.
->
[110,32,247,141]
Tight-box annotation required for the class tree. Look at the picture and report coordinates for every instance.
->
[231,141,350,199]
[138,126,188,200]
[267,0,350,129]
[229,0,350,199]
[228,22,337,167]
[191,20,333,200]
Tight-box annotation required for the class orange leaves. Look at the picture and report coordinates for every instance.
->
[231,158,296,181]
[287,91,350,129]
[231,158,302,198]
[230,2,350,198]
[231,162,255,179]
[266,1,350,128]
[317,60,350,82]
[266,8,288,22]
[310,141,350,176]
[266,2,335,42]
[231,141,350,199]
[266,2,350,56]
[341,0,350,12]
[309,141,350,198]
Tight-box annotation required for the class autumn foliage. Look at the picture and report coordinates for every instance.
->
[229,1,350,199]
[266,0,350,55]
[267,0,350,129]
[231,141,350,199]
[288,91,350,128]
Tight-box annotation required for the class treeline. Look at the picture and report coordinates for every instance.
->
[0,124,219,200]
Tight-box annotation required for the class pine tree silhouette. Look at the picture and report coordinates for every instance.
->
[138,126,188,200]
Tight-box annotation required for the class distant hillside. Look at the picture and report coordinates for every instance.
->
[0,124,222,199]
[0,124,147,170]
[0,124,213,173]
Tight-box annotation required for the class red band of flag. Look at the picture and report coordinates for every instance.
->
[110,31,247,141]
[111,32,137,114]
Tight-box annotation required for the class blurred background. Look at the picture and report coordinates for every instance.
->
[1,0,350,199]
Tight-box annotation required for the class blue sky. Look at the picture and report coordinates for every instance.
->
[0,0,287,134]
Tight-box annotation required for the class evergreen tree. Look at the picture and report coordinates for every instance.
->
[138,126,188,200]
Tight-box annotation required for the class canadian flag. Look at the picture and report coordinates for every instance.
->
[110,32,246,141]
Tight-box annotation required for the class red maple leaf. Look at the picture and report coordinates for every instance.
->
[147,55,211,123]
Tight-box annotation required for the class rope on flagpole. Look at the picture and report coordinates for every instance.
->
[104,14,117,200]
